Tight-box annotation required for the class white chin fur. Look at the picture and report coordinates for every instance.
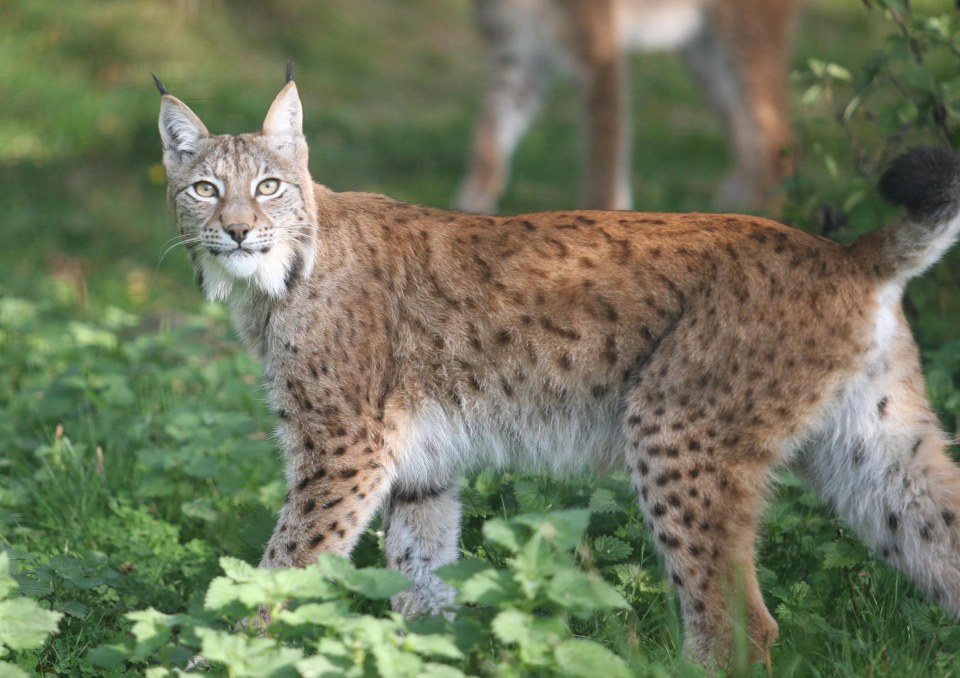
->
[200,245,305,301]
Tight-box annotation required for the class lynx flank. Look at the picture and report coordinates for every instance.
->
[458,0,796,213]
[158,76,960,666]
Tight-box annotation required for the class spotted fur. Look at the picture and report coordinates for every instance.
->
[159,81,960,668]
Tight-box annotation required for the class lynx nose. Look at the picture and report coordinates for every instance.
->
[224,223,250,244]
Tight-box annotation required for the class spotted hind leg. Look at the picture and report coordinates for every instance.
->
[796,321,960,616]
[624,399,780,666]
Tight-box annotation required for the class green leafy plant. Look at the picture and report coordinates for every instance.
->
[0,552,63,677]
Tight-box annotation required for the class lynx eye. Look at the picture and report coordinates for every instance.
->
[193,181,218,198]
[256,178,281,196]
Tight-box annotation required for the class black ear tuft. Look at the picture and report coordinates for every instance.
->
[286,60,295,84]
[151,73,168,96]
[878,145,960,222]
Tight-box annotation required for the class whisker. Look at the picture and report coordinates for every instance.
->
[157,236,202,270]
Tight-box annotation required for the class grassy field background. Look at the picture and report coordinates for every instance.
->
[2,0,960,675]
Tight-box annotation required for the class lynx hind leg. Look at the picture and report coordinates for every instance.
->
[384,484,461,617]
[456,1,554,213]
[797,317,960,616]
[624,396,779,664]
[681,0,795,210]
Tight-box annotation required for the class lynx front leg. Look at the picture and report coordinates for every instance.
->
[259,418,394,569]
[384,484,461,616]
[456,1,554,213]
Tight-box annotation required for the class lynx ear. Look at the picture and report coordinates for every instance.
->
[262,81,307,164]
[159,95,209,169]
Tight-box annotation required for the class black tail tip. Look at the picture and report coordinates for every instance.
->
[151,73,168,96]
[286,60,294,84]
[878,145,960,222]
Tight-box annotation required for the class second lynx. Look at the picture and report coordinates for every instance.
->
[458,0,796,213]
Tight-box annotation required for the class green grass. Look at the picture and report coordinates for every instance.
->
[1,0,960,675]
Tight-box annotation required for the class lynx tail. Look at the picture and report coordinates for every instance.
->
[854,146,960,283]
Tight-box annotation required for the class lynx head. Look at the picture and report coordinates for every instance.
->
[157,75,317,301]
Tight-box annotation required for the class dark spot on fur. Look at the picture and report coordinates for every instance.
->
[887,512,899,531]
[284,250,304,292]
[658,533,681,549]
[322,497,343,510]
[302,499,316,515]
[309,534,324,547]
[877,397,889,417]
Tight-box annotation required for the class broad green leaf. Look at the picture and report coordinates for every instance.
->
[315,552,410,599]
[196,627,302,677]
[56,600,89,619]
[0,661,28,678]
[434,557,491,585]
[588,488,621,514]
[419,663,468,678]
[490,609,533,645]
[820,540,867,570]
[85,642,131,669]
[511,533,552,600]
[513,479,548,513]
[402,633,464,660]
[372,643,423,678]
[554,638,632,678]
[491,610,565,667]
[515,510,590,550]
[457,569,519,605]
[205,559,334,611]
[0,598,62,650]
[546,569,629,615]
[296,652,355,678]
[482,519,524,553]
[276,602,346,628]
[126,607,177,658]
[593,535,632,562]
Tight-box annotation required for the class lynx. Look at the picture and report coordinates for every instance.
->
[457,0,796,213]
[157,74,960,666]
